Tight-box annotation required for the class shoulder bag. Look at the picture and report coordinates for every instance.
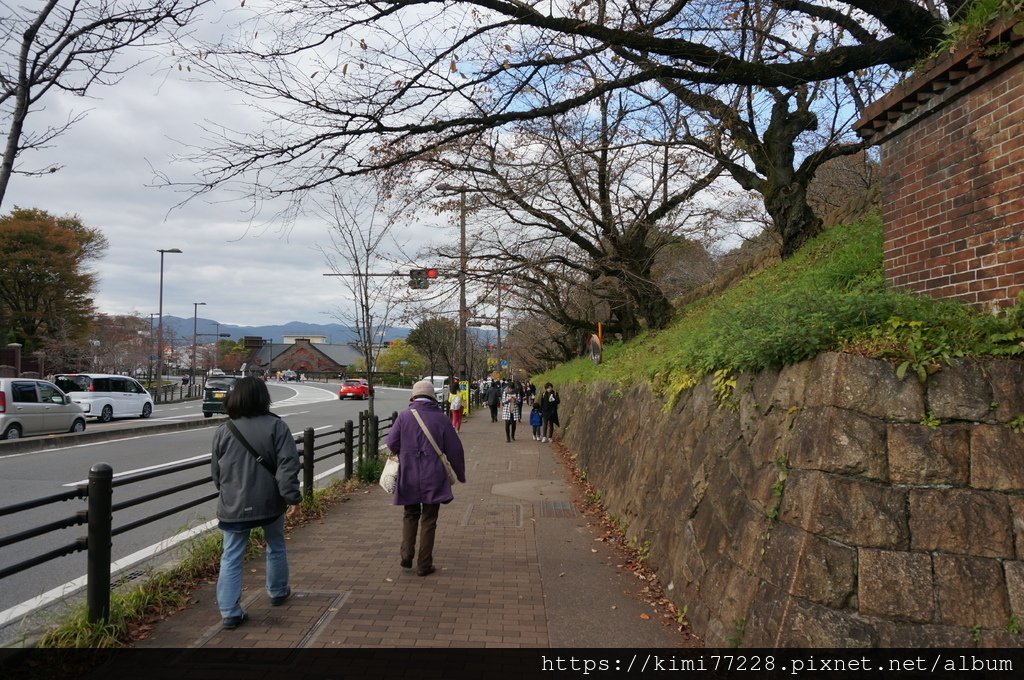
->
[225,420,278,478]
[410,409,459,485]
[379,454,399,494]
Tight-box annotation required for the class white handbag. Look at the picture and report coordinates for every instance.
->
[379,455,399,494]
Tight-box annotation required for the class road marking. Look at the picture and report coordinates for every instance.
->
[63,453,213,486]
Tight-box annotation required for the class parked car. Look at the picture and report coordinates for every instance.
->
[203,375,241,418]
[338,378,372,400]
[53,374,153,422]
[0,378,87,440]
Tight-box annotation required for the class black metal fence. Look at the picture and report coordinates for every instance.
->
[0,410,397,624]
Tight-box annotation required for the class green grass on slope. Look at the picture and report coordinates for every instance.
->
[539,213,1021,402]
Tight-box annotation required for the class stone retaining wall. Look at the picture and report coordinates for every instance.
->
[558,353,1024,646]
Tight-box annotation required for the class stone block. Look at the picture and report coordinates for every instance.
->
[1006,561,1024,618]
[1012,498,1024,561]
[776,594,877,647]
[743,581,786,647]
[761,522,856,608]
[678,522,707,586]
[726,508,771,573]
[747,410,791,466]
[750,367,780,414]
[971,424,1024,492]
[927,358,994,421]
[888,423,970,486]
[874,620,975,647]
[789,406,887,480]
[909,488,1013,558]
[934,554,1010,629]
[770,360,811,410]
[988,359,1024,422]
[779,470,909,549]
[805,352,924,421]
[731,459,780,519]
[858,549,934,623]
[691,500,729,561]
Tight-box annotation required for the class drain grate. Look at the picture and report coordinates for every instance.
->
[110,569,146,588]
[539,500,577,518]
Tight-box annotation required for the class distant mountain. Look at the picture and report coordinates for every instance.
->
[158,316,410,344]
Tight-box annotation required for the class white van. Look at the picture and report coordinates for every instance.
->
[421,375,453,402]
[53,374,154,422]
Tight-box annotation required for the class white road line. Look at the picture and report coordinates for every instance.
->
[64,453,212,487]
[59,425,332,485]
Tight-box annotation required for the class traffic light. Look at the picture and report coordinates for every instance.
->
[409,269,429,289]
[425,268,439,279]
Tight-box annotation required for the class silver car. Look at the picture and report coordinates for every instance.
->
[0,378,87,440]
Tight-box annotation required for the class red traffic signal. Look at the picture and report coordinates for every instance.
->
[425,268,439,279]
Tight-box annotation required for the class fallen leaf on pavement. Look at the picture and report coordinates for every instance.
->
[640,614,650,620]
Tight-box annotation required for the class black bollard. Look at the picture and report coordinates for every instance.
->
[86,463,113,623]
[303,427,315,500]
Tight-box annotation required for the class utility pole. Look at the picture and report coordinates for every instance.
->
[436,183,469,384]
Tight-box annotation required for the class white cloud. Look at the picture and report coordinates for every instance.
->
[3,3,447,328]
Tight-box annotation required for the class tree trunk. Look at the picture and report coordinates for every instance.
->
[764,179,822,258]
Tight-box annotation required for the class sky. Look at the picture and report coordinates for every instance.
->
[3,2,448,328]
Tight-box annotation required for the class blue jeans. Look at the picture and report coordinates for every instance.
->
[216,514,289,620]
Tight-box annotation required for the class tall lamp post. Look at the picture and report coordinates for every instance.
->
[155,248,182,403]
[436,184,469,383]
[191,302,207,392]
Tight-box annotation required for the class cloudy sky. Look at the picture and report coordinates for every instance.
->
[5,2,451,329]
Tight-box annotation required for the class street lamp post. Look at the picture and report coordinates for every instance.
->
[192,302,207,394]
[436,184,469,384]
[155,248,182,404]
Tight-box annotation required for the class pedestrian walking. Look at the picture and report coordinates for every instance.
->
[540,382,560,442]
[486,380,502,422]
[501,383,522,442]
[529,402,543,440]
[211,377,301,630]
[386,380,466,576]
[448,380,463,432]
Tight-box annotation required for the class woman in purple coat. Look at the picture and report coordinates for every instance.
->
[385,380,466,576]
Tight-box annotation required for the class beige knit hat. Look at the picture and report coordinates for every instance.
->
[410,380,436,401]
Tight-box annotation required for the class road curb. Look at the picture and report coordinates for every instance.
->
[0,417,222,457]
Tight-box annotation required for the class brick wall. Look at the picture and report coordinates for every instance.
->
[856,24,1024,308]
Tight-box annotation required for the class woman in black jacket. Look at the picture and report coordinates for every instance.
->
[540,382,560,443]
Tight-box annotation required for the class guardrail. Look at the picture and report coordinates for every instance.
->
[0,410,397,624]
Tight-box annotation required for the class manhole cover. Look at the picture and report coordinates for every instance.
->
[461,502,523,528]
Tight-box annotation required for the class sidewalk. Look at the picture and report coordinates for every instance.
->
[135,410,692,648]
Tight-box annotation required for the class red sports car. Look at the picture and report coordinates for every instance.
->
[338,378,372,400]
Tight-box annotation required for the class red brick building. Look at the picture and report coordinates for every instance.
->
[855,22,1024,308]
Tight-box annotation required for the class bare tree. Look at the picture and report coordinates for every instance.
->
[319,179,404,418]
[0,0,209,207]
[177,1,967,257]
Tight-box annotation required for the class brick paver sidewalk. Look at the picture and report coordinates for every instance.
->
[136,410,690,648]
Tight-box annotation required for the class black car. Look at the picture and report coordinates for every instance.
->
[203,376,241,418]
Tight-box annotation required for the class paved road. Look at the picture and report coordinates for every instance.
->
[0,381,409,643]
